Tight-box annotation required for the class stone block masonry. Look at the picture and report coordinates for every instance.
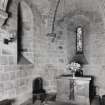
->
[0,65,34,100]
[0,0,105,105]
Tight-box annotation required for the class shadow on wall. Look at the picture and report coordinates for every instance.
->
[17,2,22,62]
[17,3,30,64]
[89,76,96,103]
[17,1,34,64]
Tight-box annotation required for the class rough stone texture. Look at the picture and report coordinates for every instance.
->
[0,0,105,105]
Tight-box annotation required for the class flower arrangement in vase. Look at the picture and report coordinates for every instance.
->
[66,62,81,77]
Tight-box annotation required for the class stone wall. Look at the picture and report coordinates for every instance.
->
[31,0,105,98]
[0,0,105,105]
[33,0,105,97]
[0,65,34,105]
[0,0,35,105]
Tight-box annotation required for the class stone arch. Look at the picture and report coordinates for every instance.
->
[18,0,34,64]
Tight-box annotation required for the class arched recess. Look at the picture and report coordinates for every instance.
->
[18,1,34,64]
[56,8,103,64]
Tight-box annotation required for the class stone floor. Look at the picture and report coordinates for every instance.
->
[20,98,101,105]
[22,101,77,105]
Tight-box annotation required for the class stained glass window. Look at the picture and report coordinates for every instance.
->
[76,26,83,53]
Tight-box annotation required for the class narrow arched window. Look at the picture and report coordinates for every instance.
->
[76,26,83,53]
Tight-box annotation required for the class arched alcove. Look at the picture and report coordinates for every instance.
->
[18,1,34,64]
[56,7,104,63]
